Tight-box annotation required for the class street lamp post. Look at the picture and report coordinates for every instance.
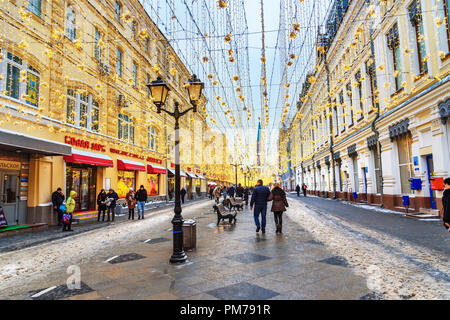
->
[148,74,204,264]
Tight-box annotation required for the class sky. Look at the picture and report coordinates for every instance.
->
[139,0,333,169]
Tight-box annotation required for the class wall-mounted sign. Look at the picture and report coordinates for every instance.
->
[0,160,21,170]
[147,156,163,165]
[110,148,145,160]
[65,136,106,152]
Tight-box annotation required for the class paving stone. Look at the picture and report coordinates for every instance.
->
[107,253,146,264]
[207,282,279,300]
[225,252,272,264]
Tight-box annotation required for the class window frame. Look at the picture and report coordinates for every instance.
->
[115,1,122,22]
[148,126,158,151]
[1,50,40,108]
[118,113,135,144]
[94,28,102,61]
[29,0,42,17]
[65,89,100,132]
[116,48,123,77]
[65,6,77,41]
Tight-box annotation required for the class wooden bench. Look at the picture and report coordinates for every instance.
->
[213,203,237,226]
[225,197,244,212]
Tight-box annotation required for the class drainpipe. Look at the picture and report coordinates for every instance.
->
[367,0,384,207]
[324,52,337,199]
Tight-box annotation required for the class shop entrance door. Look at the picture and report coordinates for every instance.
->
[426,154,437,209]
[0,171,19,225]
[66,166,96,212]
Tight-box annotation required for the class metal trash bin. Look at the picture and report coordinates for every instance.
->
[182,219,196,251]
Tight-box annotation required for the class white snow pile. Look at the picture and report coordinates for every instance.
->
[0,201,211,293]
[341,201,406,216]
[287,198,450,299]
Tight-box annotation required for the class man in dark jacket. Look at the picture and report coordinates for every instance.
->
[229,186,235,198]
[106,189,119,222]
[235,184,244,198]
[180,187,187,204]
[302,183,307,197]
[135,185,147,219]
[51,188,65,226]
[250,179,271,233]
[295,184,301,197]
[443,178,450,231]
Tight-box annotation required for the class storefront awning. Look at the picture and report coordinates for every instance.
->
[0,128,71,156]
[196,174,206,180]
[64,149,113,167]
[117,159,146,171]
[147,164,167,174]
[168,169,188,177]
[186,172,197,178]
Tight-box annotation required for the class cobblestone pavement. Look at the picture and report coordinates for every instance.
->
[0,197,205,253]
[287,194,450,255]
[0,198,371,300]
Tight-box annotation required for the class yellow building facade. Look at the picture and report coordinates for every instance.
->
[0,0,229,226]
[281,0,450,216]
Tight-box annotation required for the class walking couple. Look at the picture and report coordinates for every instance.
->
[250,180,288,234]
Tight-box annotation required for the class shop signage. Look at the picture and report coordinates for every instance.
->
[65,136,106,152]
[0,160,21,170]
[147,156,163,165]
[195,169,201,174]
[110,148,145,160]
[187,167,192,172]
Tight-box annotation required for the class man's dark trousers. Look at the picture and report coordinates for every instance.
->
[253,205,267,230]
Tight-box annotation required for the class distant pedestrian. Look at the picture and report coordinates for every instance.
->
[213,185,221,203]
[97,189,107,222]
[235,184,244,198]
[244,187,250,205]
[250,179,271,234]
[51,187,65,226]
[135,185,147,219]
[209,186,214,200]
[106,189,119,222]
[268,183,289,234]
[302,183,307,197]
[180,187,187,204]
[443,178,450,231]
[229,185,235,198]
[295,184,300,197]
[126,188,136,220]
[63,190,76,232]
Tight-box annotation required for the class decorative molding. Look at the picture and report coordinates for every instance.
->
[438,98,450,124]
[389,118,410,141]
[347,143,357,157]
[367,134,378,150]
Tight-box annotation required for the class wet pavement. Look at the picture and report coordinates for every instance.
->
[0,199,372,300]
[287,194,450,255]
[0,197,205,253]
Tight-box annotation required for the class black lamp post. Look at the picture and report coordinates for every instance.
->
[147,74,204,264]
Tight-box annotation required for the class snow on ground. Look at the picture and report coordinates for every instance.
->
[0,201,211,292]
[287,198,450,299]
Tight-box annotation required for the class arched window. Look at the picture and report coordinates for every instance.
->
[66,6,76,41]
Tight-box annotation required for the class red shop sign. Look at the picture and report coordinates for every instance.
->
[65,136,106,152]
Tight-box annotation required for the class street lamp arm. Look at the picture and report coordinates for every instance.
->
[179,106,196,117]
[159,107,175,118]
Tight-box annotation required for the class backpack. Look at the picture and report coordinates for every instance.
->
[62,213,71,224]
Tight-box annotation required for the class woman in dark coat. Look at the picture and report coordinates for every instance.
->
[268,183,289,234]
[97,189,107,222]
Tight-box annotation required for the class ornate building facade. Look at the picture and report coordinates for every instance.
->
[0,0,229,226]
[281,0,450,216]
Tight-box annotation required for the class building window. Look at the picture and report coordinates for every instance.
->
[408,1,427,74]
[366,59,379,110]
[145,38,150,53]
[132,20,138,38]
[372,147,382,194]
[66,89,99,132]
[355,71,363,119]
[148,126,158,151]
[346,83,354,125]
[387,24,402,91]
[29,0,42,17]
[118,113,135,144]
[1,51,40,107]
[132,62,138,87]
[116,48,123,77]
[94,28,102,61]
[115,1,121,21]
[66,6,76,41]
[397,134,413,194]
[146,74,150,97]
[352,156,359,193]
[339,91,345,129]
